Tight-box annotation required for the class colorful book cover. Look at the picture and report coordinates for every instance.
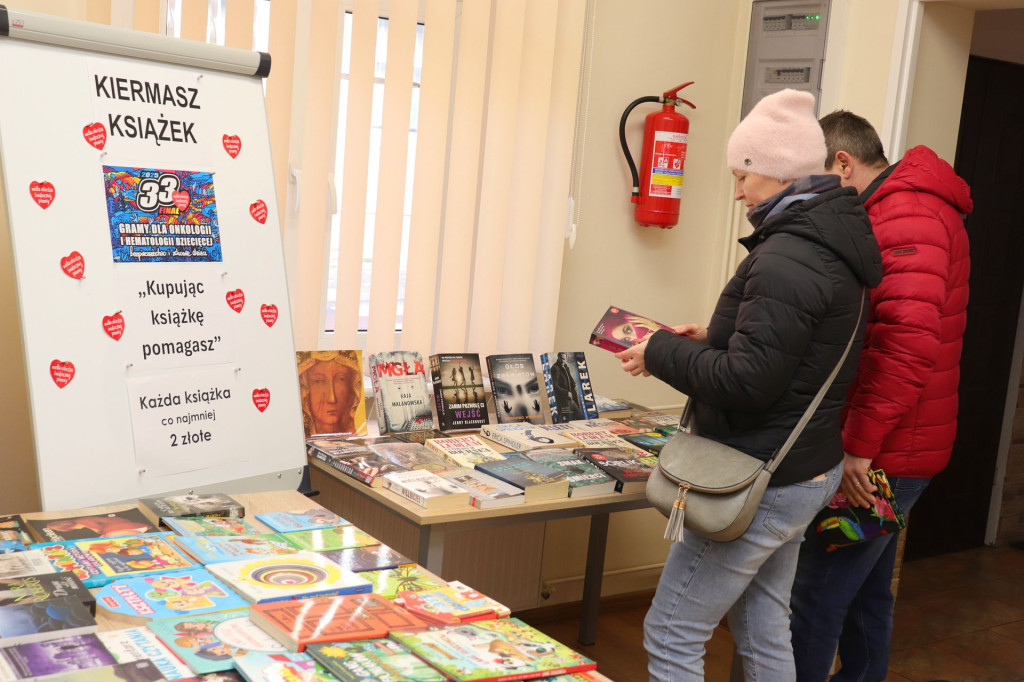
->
[540,352,598,423]
[593,394,648,418]
[521,451,617,498]
[434,469,525,510]
[233,651,338,682]
[425,435,506,468]
[279,528,379,553]
[98,626,196,680]
[474,456,569,502]
[1,515,36,553]
[138,494,244,526]
[306,638,446,682]
[304,438,373,459]
[566,418,640,435]
[391,429,450,445]
[479,424,579,452]
[306,444,407,488]
[249,594,427,652]
[367,351,436,434]
[382,471,472,509]
[574,448,653,494]
[626,410,684,430]
[358,566,447,601]
[398,581,509,624]
[207,553,372,604]
[315,545,413,574]
[619,431,671,456]
[589,306,673,354]
[146,608,287,675]
[388,618,597,681]
[32,533,196,587]
[296,350,369,438]
[163,517,262,537]
[25,510,157,543]
[369,442,451,473]
[560,430,652,459]
[0,595,97,645]
[172,535,297,564]
[0,550,57,580]
[0,634,116,679]
[254,510,349,534]
[0,572,95,615]
[485,354,544,425]
[46,660,168,681]
[429,353,489,431]
[95,568,249,620]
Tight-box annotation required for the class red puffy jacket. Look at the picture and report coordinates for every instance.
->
[842,146,972,477]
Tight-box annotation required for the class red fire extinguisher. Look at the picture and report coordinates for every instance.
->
[619,82,696,229]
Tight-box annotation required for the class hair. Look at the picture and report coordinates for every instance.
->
[818,110,889,170]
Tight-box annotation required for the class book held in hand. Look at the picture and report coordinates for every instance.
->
[540,352,599,423]
[382,470,472,510]
[589,305,674,354]
[368,350,436,434]
[485,353,545,425]
[430,353,489,431]
[137,493,244,526]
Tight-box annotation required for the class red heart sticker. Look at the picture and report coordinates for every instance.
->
[252,388,271,412]
[50,360,75,389]
[171,191,190,211]
[82,122,107,150]
[102,313,124,341]
[249,200,268,224]
[260,304,279,328]
[60,251,85,279]
[30,181,55,209]
[222,134,242,158]
[226,289,245,313]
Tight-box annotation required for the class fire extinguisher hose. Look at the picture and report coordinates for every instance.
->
[619,95,661,197]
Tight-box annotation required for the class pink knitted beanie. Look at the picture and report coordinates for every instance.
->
[727,89,826,181]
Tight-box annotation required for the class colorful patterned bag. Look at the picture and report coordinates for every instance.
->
[812,469,906,551]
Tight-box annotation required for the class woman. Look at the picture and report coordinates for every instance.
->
[296,350,365,436]
[616,89,882,679]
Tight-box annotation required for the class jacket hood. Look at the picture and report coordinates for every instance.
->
[866,145,973,215]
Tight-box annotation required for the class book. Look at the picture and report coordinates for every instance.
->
[398,581,510,624]
[429,353,489,431]
[390,429,450,445]
[95,568,249,621]
[0,573,95,616]
[344,436,403,447]
[315,544,413,574]
[367,351,436,434]
[278,527,379,553]
[207,553,372,604]
[559,429,653,459]
[306,443,405,488]
[1,516,35,553]
[304,437,374,459]
[574,448,654,494]
[623,410,683,433]
[233,651,337,682]
[382,471,472,510]
[0,634,116,680]
[0,551,58,580]
[248,593,427,652]
[588,305,673,354]
[388,618,597,681]
[306,638,446,682]
[521,451,617,498]
[540,352,598,423]
[485,354,545,425]
[474,455,569,502]
[358,566,447,601]
[296,350,369,437]
[369,442,451,473]
[171,535,298,564]
[567,418,640,435]
[32,533,196,587]
[433,469,525,510]
[38,660,167,681]
[0,596,97,645]
[25,510,157,543]
[254,510,349,534]
[479,424,579,452]
[146,608,287,675]
[137,494,245,527]
[593,394,647,419]
[424,435,506,468]
[163,516,262,537]
[619,431,671,456]
[97,626,196,680]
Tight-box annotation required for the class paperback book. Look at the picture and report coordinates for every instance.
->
[137,494,245,527]
[391,429,450,445]
[368,351,436,434]
[619,431,671,456]
[207,553,372,604]
[398,580,511,624]
[146,608,287,675]
[567,418,640,435]
[0,595,97,645]
[163,516,261,537]
[560,429,652,459]
[306,638,446,682]
[296,350,369,437]
[315,544,413,574]
[358,566,447,601]
[32,533,196,587]
[479,424,579,452]
[254,510,348,534]
[521,451,617,498]
[593,394,647,419]
[25,510,156,543]
[369,442,451,473]
[540,352,599,423]
[43,660,168,681]
[424,435,506,468]
[429,353,488,431]
[307,445,406,488]
[474,455,569,502]
[485,353,544,425]
[624,410,684,434]
[0,516,33,554]
[382,471,472,510]
[589,305,673,354]
[0,551,56,580]
[0,572,95,615]
[304,438,374,459]
[233,651,337,682]
[574,448,654,494]
[97,626,196,680]
[279,527,379,553]
[434,469,525,510]
[95,568,249,621]
[171,534,297,564]
[0,634,117,680]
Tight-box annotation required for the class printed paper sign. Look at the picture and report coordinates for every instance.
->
[648,131,688,199]
[104,165,221,263]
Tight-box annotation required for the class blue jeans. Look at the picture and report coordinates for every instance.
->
[645,461,842,681]
[790,476,931,682]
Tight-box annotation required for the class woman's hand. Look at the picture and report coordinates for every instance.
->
[673,324,708,343]
[840,452,877,508]
[615,341,650,377]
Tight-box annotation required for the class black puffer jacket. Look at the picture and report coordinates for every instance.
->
[645,181,883,486]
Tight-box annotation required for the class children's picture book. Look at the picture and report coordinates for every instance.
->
[43,660,168,681]
[485,353,545,425]
[429,353,489,431]
[391,429,450,445]
[589,305,674,354]
[306,638,446,682]
[574,448,654,494]
[32,533,196,587]
[560,430,652,459]
[619,431,671,456]
[146,608,287,675]
[95,568,249,621]
[369,442,451,473]
[540,352,599,423]
[233,651,337,682]
[97,626,197,680]
[278,527,379,553]
[0,634,117,679]
[248,593,427,652]
[138,494,245,526]
[0,572,95,615]
[398,580,510,624]
[358,566,447,601]
[296,350,369,438]
[474,455,570,503]
[1,516,35,553]
[382,471,472,510]
[521,451,617,498]
[567,418,640,435]
[434,469,526,510]
[315,544,413,574]
[479,424,579,452]
[425,435,506,468]
[207,553,372,604]
[171,534,298,564]
[163,516,262,537]
[306,443,407,488]
[25,510,157,543]
[254,510,348,534]
[367,351,436,434]
[388,617,597,681]
[0,595,97,645]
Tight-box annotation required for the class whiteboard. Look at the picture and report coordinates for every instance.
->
[0,24,304,508]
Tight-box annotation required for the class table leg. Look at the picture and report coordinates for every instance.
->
[417,524,446,576]
[578,512,609,646]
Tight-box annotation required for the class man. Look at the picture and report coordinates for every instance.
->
[789,111,972,681]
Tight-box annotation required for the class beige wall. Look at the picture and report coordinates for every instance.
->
[971,8,1024,64]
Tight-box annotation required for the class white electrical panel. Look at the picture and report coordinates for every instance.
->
[741,0,831,118]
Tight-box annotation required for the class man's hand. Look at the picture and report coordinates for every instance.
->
[615,341,650,377]
[841,451,877,508]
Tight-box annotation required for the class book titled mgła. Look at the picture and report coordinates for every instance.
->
[429,353,489,431]
[589,306,673,354]
[368,351,436,434]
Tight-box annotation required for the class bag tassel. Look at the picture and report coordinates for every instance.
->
[664,484,689,542]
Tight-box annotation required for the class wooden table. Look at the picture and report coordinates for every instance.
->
[308,457,653,645]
